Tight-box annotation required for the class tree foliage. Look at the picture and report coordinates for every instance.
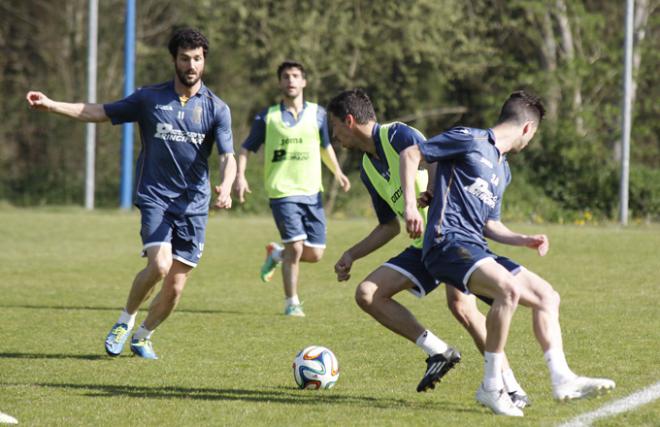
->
[1,0,658,220]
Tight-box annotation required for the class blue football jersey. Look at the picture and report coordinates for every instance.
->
[104,80,233,215]
[419,127,511,256]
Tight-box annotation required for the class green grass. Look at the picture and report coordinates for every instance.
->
[1,209,659,426]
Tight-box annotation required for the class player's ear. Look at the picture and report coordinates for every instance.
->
[345,114,355,128]
[522,121,532,136]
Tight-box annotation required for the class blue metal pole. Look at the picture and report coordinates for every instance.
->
[120,0,136,209]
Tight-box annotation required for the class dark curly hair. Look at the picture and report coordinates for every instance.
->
[168,28,209,58]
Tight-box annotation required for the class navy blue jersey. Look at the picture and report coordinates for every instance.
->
[104,81,233,215]
[419,127,511,255]
[361,123,425,224]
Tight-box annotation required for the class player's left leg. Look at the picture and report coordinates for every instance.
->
[281,240,305,317]
[515,268,615,400]
[358,248,461,392]
[445,286,530,408]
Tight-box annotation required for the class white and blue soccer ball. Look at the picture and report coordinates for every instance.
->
[292,345,339,390]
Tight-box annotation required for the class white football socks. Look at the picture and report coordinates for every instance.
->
[483,352,505,391]
[544,348,577,385]
[272,245,283,262]
[132,323,154,341]
[502,368,524,394]
[415,330,449,356]
[117,309,136,330]
[286,295,300,306]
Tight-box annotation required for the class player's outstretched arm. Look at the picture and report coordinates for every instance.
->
[26,91,109,122]
[214,153,236,209]
[484,220,549,256]
[321,145,351,192]
[334,219,400,282]
[233,148,251,203]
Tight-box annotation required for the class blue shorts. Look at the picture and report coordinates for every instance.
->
[140,206,207,267]
[269,199,326,247]
[383,246,440,298]
[423,239,521,296]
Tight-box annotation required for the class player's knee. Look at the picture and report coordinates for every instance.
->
[149,258,172,279]
[498,280,520,307]
[303,247,324,263]
[355,282,377,310]
[283,244,304,262]
[542,287,561,312]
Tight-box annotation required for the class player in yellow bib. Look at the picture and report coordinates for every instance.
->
[327,89,529,405]
[234,61,350,317]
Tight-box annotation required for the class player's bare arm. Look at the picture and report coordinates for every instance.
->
[233,148,251,203]
[484,220,549,256]
[334,219,400,282]
[321,145,351,192]
[214,153,236,209]
[26,91,109,122]
[399,145,424,238]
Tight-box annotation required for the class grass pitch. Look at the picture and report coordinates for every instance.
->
[1,208,659,426]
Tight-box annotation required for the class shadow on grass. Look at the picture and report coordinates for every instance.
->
[0,304,247,316]
[32,382,475,412]
[0,352,112,361]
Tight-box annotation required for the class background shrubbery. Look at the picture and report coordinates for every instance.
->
[1,0,658,221]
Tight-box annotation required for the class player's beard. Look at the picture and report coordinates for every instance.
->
[176,65,203,88]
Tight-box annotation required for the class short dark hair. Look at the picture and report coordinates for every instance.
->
[168,28,209,58]
[327,89,377,124]
[276,60,306,79]
[497,90,545,125]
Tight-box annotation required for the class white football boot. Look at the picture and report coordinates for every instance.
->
[553,376,616,401]
[476,384,524,417]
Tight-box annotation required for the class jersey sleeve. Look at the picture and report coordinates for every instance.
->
[103,89,143,125]
[419,127,477,163]
[489,161,512,221]
[241,108,268,152]
[317,106,331,148]
[214,103,234,154]
[360,169,397,225]
[389,123,426,154]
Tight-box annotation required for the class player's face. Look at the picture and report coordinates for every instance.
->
[279,67,306,99]
[329,114,354,149]
[174,47,205,88]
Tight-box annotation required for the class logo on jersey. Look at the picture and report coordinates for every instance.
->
[465,177,497,208]
[271,149,309,162]
[192,106,203,124]
[154,123,205,145]
[479,157,493,169]
[155,104,174,111]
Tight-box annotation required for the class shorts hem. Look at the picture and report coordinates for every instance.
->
[172,255,198,268]
[382,263,425,298]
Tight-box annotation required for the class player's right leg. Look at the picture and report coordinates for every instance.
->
[445,286,530,408]
[105,207,173,357]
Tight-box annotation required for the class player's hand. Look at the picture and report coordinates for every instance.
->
[213,185,232,209]
[525,234,549,256]
[334,251,354,282]
[26,91,53,112]
[233,176,251,203]
[404,206,423,239]
[417,190,433,208]
[336,173,351,192]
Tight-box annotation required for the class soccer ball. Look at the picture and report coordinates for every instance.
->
[292,345,339,389]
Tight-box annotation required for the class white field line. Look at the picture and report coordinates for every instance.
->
[557,381,660,427]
